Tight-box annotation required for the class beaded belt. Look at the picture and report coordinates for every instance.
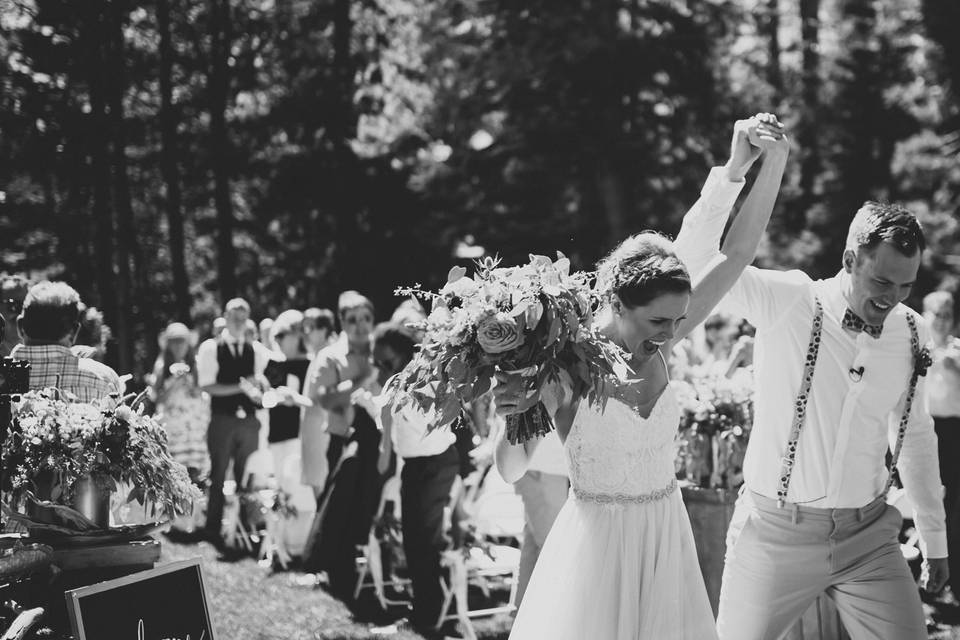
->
[572,478,677,506]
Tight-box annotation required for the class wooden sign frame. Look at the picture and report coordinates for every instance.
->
[65,557,216,640]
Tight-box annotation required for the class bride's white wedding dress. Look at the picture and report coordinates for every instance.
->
[508,378,719,639]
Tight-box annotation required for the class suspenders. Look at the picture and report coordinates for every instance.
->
[775,297,923,508]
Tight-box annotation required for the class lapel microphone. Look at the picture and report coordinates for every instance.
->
[849,366,864,382]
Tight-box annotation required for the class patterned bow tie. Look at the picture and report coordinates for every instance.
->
[842,308,883,339]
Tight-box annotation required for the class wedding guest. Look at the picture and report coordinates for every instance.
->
[724,321,756,379]
[924,290,960,592]
[0,274,30,357]
[150,322,208,479]
[263,310,310,486]
[369,322,459,635]
[260,317,276,350]
[302,313,383,600]
[512,429,569,607]
[12,281,123,402]
[196,298,273,553]
[302,307,336,358]
[244,318,259,343]
[73,304,111,362]
[302,291,375,498]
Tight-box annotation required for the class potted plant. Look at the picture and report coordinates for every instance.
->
[1,388,200,537]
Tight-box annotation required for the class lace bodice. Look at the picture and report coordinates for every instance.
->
[565,384,680,498]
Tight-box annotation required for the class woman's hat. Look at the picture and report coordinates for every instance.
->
[159,322,196,348]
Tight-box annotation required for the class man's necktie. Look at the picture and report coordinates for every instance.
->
[842,308,883,339]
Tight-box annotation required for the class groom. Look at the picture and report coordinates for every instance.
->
[677,174,948,635]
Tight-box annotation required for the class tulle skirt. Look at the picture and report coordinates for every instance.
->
[508,488,718,640]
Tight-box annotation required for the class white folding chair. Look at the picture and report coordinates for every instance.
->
[436,466,523,636]
[354,464,412,608]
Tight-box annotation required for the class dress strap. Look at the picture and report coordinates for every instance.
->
[657,347,669,378]
[776,296,825,508]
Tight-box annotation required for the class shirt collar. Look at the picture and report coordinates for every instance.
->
[11,343,74,358]
[219,330,244,346]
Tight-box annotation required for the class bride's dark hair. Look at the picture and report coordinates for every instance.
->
[595,232,691,308]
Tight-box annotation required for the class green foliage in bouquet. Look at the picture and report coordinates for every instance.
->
[1,389,201,521]
[387,254,630,444]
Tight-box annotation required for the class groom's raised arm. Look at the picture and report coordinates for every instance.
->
[673,116,773,278]
[672,167,745,279]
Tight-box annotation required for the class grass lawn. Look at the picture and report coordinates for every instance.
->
[161,536,512,640]
[160,535,960,640]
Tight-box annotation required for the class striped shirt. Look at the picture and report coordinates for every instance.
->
[10,344,124,403]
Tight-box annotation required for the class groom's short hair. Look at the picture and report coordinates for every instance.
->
[845,201,925,257]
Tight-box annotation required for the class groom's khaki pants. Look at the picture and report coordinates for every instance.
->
[716,490,926,640]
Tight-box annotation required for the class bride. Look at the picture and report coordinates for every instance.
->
[494,114,789,639]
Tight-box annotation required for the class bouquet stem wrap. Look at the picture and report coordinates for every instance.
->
[506,401,552,446]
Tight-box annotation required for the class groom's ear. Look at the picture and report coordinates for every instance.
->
[842,249,857,274]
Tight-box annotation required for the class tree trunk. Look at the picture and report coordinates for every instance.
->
[595,0,628,248]
[795,0,821,231]
[331,0,353,153]
[595,158,628,249]
[158,0,192,321]
[209,0,237,301]
[922,0,960,134]
[107,0,136,375]
[819,0,880,264]
[87,1,117,325]
[328,0,359,283]
[764,0,783,95]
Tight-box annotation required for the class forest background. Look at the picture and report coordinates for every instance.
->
[2,0,958,376]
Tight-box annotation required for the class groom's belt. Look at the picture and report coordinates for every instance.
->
[748,490,887,523]
[572,478,677,506]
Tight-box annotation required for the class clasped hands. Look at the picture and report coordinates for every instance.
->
[725,113,789,182]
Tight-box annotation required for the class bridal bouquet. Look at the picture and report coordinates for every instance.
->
[2,389,201,524]
[386,254,628,444]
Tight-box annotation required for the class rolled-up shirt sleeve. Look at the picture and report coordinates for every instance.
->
[196,339,219,388]
[894,323,948,558]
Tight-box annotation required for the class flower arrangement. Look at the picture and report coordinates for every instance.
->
[2,389,201,527]
[674,370,754,490]
[386,254,629,444]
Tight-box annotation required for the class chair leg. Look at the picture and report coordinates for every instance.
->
[354,548,370,600]
[450,557,477,640]
[436,552,457,630]
[367,532,388,610]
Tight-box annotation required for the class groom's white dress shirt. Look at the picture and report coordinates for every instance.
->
[674,167,946,558]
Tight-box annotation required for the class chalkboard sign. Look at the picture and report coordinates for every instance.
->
[65,558,216,640]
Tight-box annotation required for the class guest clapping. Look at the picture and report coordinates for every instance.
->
[302,292,375,497]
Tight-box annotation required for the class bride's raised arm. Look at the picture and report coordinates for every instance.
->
[673,115,789,342]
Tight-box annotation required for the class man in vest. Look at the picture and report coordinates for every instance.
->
[677,195,948,637]
[197,297,272,553]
